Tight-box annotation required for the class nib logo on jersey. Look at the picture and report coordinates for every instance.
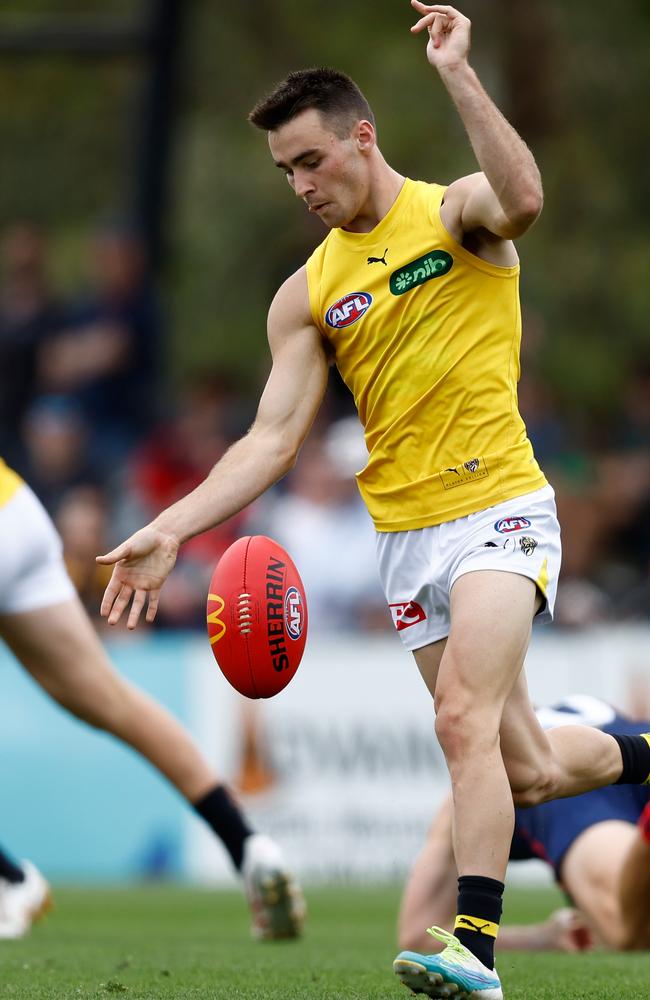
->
[325,292,373,329]
[389,601,427,632]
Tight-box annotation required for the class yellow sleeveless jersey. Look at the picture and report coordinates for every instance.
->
[305,178,547,531]
[0,458,23,509]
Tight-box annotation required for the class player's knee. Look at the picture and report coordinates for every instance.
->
[434,696,499,765]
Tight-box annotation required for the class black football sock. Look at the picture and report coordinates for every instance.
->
[0,847,25,884]
[612,733,650,785]
[454,875,503,970]
[193,784,254,872]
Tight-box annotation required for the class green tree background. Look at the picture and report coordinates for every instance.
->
[0,0,648,424]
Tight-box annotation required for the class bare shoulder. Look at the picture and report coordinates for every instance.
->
[440,172,486,241]
[268,267,312,330]
[267,266,328,360]
[441,172,519,265]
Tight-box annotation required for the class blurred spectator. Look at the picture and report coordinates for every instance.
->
[257,417,388,633]
[0,222,63,468]
[550,365,650,627]
[55,484,113,623]
[610,365,650,452]
[119,376,254,628]
[20,395,103,515]
[517,372,567,471]
[36,224,161,474]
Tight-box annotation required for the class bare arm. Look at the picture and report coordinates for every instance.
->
[398,796,458,951]
[97,267,329,628]
[399,795,594,953]
[410,2,543,240]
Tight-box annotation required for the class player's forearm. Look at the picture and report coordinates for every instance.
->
[497,924,554,951]
[152,428,295,545]
[438,62,542,223]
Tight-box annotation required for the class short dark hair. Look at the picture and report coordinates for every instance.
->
[248,68,375,138]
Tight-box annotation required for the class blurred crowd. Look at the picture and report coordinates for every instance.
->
[1,221,648,633]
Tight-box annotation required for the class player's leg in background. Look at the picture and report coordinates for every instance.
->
[0,847,51,939]
[0,597,219,801]
[0,598,305,938]
[397,795,458,951]
[560,820,639,949]
[499,672,625,806]
[615,806,650,949]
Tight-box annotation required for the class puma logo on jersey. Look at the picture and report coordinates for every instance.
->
[367,248,388,266]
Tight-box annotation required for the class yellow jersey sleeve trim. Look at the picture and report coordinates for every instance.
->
[426,182,520,280]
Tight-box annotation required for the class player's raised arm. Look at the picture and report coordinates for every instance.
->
[97,267,329,629]
[410,1,543,240]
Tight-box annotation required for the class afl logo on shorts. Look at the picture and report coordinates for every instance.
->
[325,292,373,329]
[494,516,531,534]
[284,586,305,640]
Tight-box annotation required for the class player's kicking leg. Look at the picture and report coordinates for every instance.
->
[395,570,535,999]
[0,597,305,941]
[394,576,650,996]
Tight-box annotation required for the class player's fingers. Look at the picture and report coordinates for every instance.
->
[411,2,461,14]
[100,575,124,619]
[431,13,448,45]
[127,590,147,630]
[107,583,134,626]
[96,542,132,565]
[145,590,161,623]
[410,12,444,34]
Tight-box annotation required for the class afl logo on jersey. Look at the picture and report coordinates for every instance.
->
[325,292,373,329]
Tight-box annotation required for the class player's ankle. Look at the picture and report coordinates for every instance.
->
[454,875,504,969]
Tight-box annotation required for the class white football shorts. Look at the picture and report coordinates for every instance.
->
[376,484,561,651]
[0,484,76,615]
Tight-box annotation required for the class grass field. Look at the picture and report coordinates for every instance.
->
[2,883,650,999]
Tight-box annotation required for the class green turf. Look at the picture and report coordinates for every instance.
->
[1,884,649,998]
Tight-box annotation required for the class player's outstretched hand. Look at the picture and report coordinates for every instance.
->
[410,2,471,71]
[542,908,594,953]
[97,526,180,629]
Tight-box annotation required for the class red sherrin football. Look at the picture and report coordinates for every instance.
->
[206,535,308,699]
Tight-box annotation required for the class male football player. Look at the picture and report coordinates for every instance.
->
[97,5,650,995]
[399,697,650,954]
[0,457,304,941]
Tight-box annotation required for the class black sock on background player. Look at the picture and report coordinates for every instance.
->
[613,734,650,785]
[0,846,25,884]
[193,784,254,871]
